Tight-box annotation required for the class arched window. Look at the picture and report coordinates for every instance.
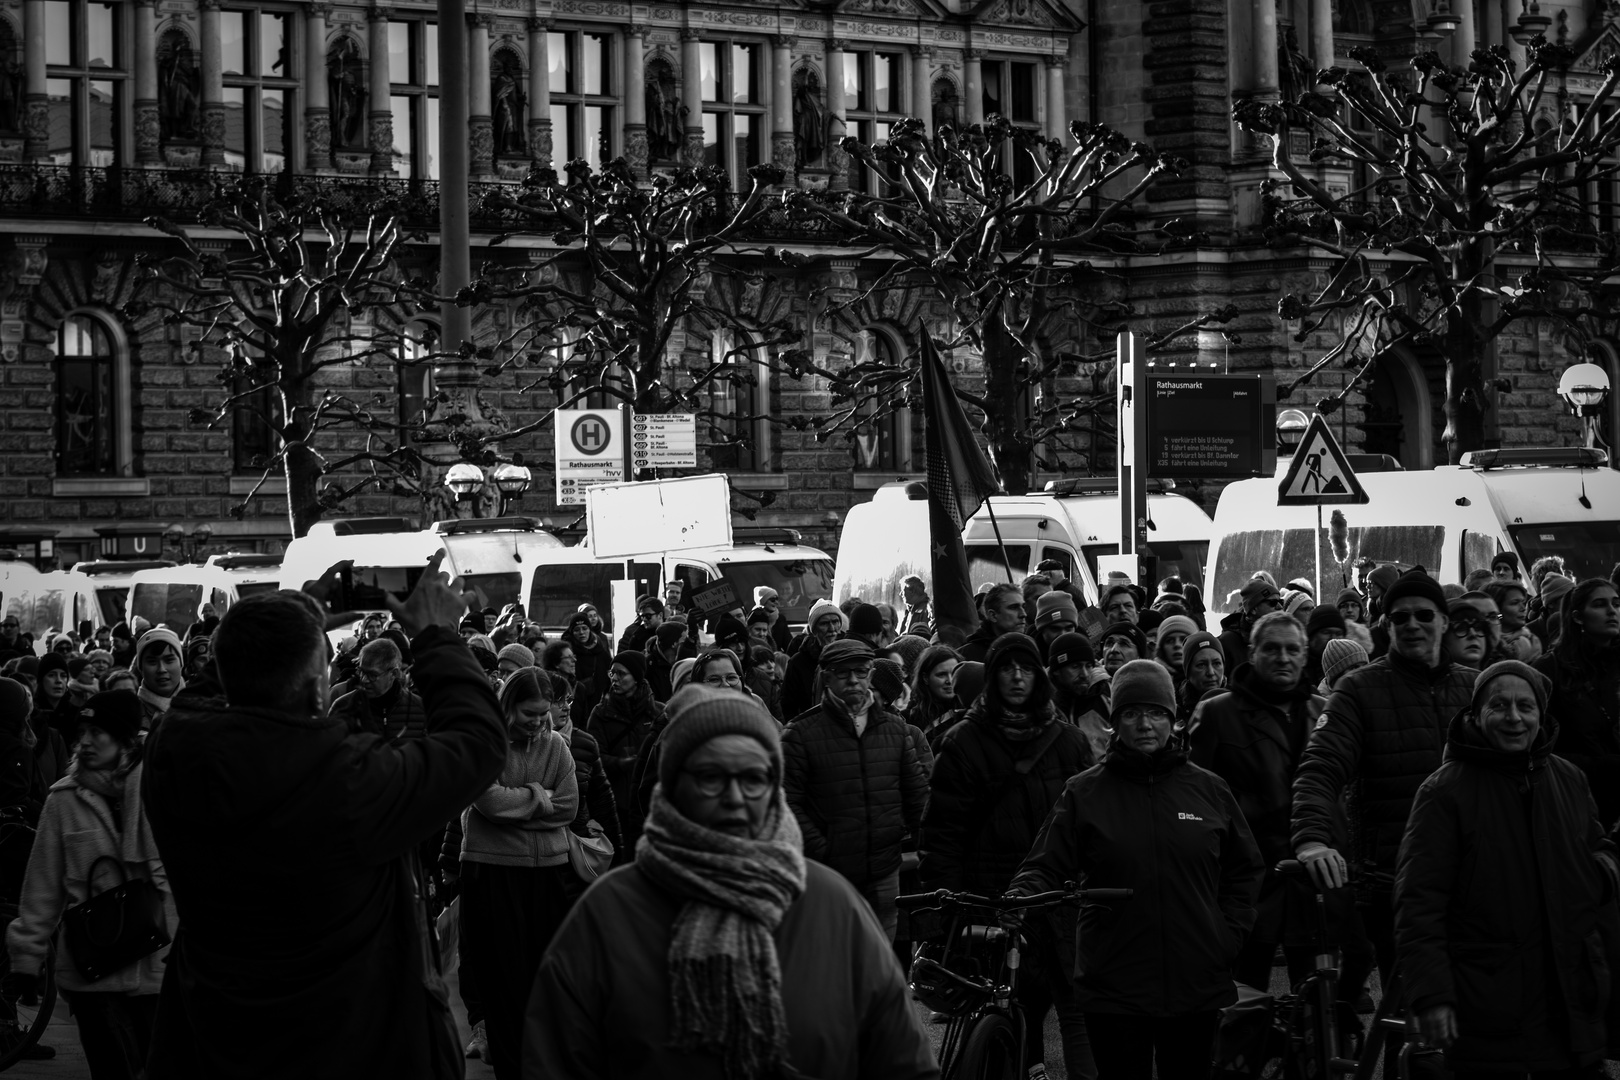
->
[851,327,910,471]
[397,320,438,444]
[706,327,771,472]
[55,314,119,476]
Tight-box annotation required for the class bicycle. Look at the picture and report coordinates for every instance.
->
[1215,859,1424,1080]
[897,884,1132,1080]
[0,807,55,1072]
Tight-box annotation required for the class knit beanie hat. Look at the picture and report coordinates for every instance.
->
[870,658,907,705]
[890,634,930,676]
[1366,564,1402,595]
[1470,659,1550,717]
[713,613,749,650]
[77,689,143,745]
[1034,590,1081,628]
[566,610,594,634]
[1321,638,1369,688]
[497,643,535,670]
[984,632,1044,676]
[806,598,845,633]
[655,622,687,650]
[1099,622,1150,658]
[753,586,779,606]
[1046,631,1094,670]
[380,628,414,668]
[612,650,648,685]
[1155,615,1199,643]
[670,657,697,695]
[1283,591,1315,617]
[1539,574,1576,609]
[848,603,885,638]
[37,652,69,684]
[1335,588,1363,611]
[1183,630,1224,669]
[1240,578,1281,613]
[1491,551,1521,574]
[135,627,183,664]
[746,606,771,627]
[1109,659,1177,719]
[110,621,131,640]
[953,661,986,707]
[0,677,29,721]
[657,683,784,791]
[1305,605,1348,638]
[1380,569,1447,614]
[819,639,875,670]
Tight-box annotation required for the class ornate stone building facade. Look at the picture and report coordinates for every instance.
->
[0,0,1614,564]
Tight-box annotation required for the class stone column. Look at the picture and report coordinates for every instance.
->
[772,36,795,175]
[199,0,226,166]
[964,49,984,125]
[1451,0,1478,69]
[1044,55,1065,142]
[133,0,161,164]
[305,4,331,170]
[527,19,551,165]
[1250,0,1279,100]
[1501,0,1526,73]
[367,7,393,174]
[22,0,46,160]
[911,44,931,133]
[468,14,493,175]
[825,39,848,189]
[680,29,704,166]
[624,24,647,175]
[1309,0,1335,73]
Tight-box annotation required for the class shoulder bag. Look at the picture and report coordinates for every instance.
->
[63,855,171,983]
[566,819,616,882]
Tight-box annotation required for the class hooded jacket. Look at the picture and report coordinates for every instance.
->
[585,684,664,854]
[956,620,1002,664]
[1395,710,1619,1071]
[1535,643,1620,826]
[1010,739,1263,1016]
[140,626,507,1080]
[781,635,824,721]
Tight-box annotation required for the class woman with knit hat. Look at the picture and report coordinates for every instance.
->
[1318,638,1369,695]
[1152,614,1199,682]
[564,610,613,724]
[131,628,184,731]
[1178,630,1227,723]
[1010,660,1263,1080]
[525,684,937,1079]
[1396,661,1620,1077]
[1535,578,1620,825]
[585,651,664,859]
[459,667,578,1080]
[8,689,176,1078]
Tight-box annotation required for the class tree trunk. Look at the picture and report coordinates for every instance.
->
[1442,240,1490,464]
[284,433,325,539]
[979,314,1035,494]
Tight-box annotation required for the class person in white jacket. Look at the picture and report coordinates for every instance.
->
[458,667,577,1080]
[6,689,176,1080]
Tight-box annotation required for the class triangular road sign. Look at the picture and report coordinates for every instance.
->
[1278,415,1369,506]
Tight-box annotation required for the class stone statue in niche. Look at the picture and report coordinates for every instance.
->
[793,66,826,166]
[491,50,526,156]
[644,58,682,161]
[328,36,367,149]
[1278,27,1313,102]
[931,77,960,134]
[157,29,201,140]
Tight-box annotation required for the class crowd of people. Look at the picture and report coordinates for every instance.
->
[0,546,1616,1079]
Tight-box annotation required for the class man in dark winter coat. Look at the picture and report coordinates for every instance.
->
[585,650,665,858]
[617,597,665,654]
[329,638,427,741]
[1217,578,1282,673]
[782,599,844,721]
[1292,569,1476,997]
[1188,612,1328,990]
[958,583,1027,663]
[782,639,928,940]
[142,556,507,1080]
[923,632,1095,1077]
[1396,661,1620,1076]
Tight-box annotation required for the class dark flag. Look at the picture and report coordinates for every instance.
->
[919,328,1001,638]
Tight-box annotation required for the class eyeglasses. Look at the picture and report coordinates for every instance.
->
[683,768,773,799]
[357,668,396,683]
[703,673,743,687]
[1387,609,1439,626]
[1448,619,1487,637]
[999,660,1037,675]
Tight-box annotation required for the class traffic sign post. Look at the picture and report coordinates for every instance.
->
[630,413,698,470]
[1147,373,1276,479]
[553,408,627,506]
[1277,414,1367,602]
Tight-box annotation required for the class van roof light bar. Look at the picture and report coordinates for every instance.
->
[307,517,419,536]
[432,516,543,536]
[1460,447,1609,470]
[1043,477,1178,496]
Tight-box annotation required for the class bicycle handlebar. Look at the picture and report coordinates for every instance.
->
[895,887,1133,913]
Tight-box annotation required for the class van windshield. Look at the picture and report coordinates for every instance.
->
[1210,525,1444,612]
[4,589,69,637]
[529,565,622,631]
[1508,522,1620,585]
[965,544,1030,592]
[130,583,204,631]
[717,559,835,625]
[94,587,126,625]
[1080,542,1209,595]
[349,566,424,611]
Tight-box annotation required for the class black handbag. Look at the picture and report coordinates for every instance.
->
[62,855,170,983]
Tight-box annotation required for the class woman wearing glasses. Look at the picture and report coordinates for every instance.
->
[1442,599,1491,670]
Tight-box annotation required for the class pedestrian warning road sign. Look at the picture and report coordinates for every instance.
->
[1277,414,1368,505]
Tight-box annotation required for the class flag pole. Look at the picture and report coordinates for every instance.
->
[983,496,1015,584]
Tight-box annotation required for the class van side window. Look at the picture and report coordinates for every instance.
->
[676,566,710,597]
[1040,547,1074,578]
[1460,531,1499,578]
[965,544,1029,592]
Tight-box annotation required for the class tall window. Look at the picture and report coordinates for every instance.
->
[389,17,440,179]
[850,328,908,471]
[221,6,296,172]
[549,29,615,167]
[700,41,765,189]
[43,0,129,166]
[232,381,282,473]
[55,315,116,476]
[843,49,905,194]
[706,328,770,472]
[981,58,1040,187]
[397,321,438,443]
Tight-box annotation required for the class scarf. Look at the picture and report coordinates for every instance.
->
[635,786,807,1080]
[73,750,137,831]
[137,678,183,717]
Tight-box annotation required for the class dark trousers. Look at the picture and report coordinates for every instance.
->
[1235,939,1318,992]
[60,989,158,1080]
[857,870,900,942]
[459,861,574,1080]
[1084,1010,1219,1080]
[1021,962,1095,1080]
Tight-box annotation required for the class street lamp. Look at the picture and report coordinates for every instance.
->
[165,521,214,563]
[444,463,486,502]
[491,463,532,515]
[1511,0,1552,44]
[1277,408,1311,455]
[1559,362,1611,448]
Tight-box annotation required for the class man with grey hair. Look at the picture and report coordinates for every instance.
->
[959,581,1026,663]
[330,637,427,742]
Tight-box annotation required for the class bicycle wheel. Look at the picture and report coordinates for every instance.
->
[954,1011,1021,1080]
[0,921,56,1072]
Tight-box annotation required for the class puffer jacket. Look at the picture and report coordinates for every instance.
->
[585,686,664,853]
[921,698,1092,896]
[782,698,928,888]
[781,637,823,722]
[330,684,427,742]
[1291,650,1477,887]
[1010,741,1263,1016]
[564,724,621,852]
[1395,710,1620,1072]
[1536,645,1620,827]
[7,760,177,993]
